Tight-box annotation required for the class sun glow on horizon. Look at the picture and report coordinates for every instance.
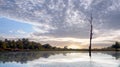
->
[68,45,81,49]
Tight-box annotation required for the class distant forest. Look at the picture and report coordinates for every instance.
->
[0,38,120,51]
[0,38,69,51]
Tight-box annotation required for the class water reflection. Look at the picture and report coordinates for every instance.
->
[0,51,72,64]
[105,52,120,59]
[0,51,120,67]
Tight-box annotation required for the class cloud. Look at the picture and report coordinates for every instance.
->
[17,30,26,34]
[9,30,13,33]
[0,0,120,48]
[9,30,26,34]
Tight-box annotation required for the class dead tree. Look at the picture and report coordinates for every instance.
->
[89,13,93,57]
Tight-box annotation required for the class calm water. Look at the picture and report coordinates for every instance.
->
[0,51,120,67]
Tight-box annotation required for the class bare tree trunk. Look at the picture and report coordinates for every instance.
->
[89,14,93,57]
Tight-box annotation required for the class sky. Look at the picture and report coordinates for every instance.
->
[0,0,120,49]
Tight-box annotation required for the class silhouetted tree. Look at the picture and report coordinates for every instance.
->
[111,42,120,51]
[16,39,23,49]
[22,38,29,49]
[2,41,7,49]
[42,44,52,49]
[64,46,68,50]
[29,41,34,49]
[0,40,2,48]
[11,40,16,48]
[52,47,57,49]
[89,13,93,57]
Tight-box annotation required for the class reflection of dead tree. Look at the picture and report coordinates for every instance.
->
[89,13,93,57]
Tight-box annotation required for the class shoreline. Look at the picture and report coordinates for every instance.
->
[0,49,119,52]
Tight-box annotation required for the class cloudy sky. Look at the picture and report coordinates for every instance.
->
[0,0,120,49]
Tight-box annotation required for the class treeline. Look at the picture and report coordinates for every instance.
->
[103,42,120,51]
[0,38,68,51]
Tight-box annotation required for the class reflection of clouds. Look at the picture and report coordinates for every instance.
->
[28,52,120,67]
[32,61,101,67]
[0,52,120,67]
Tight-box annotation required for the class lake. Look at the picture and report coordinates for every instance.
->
[0,51,120,67]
